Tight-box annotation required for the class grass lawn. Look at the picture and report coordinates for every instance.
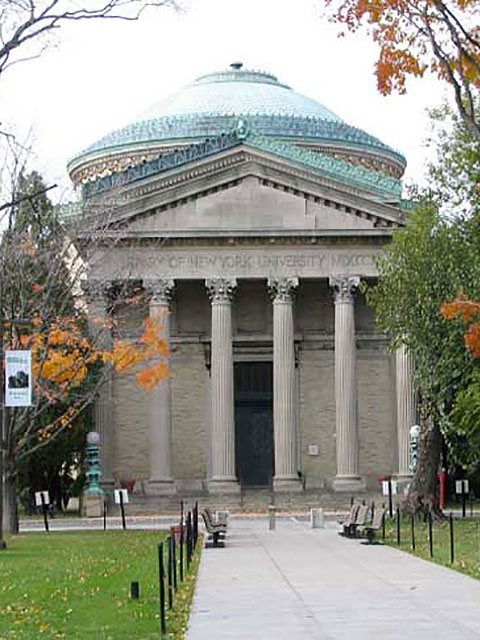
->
[0,530,200,639]
[384,516,480,581]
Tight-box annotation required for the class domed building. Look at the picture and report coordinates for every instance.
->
[71,64,415,507]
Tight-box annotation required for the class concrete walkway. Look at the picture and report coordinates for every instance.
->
[188,517,480,639]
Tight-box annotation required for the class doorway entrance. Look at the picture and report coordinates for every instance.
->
[234,361,274,487]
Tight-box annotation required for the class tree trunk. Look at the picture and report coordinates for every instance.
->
[404,413,444,518]
[4,473,19,535]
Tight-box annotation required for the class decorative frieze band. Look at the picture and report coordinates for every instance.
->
[205,278,237,303]
[329,275,360,304]
[268,276,299,302]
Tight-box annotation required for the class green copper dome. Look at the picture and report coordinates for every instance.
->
[68,64,406,183]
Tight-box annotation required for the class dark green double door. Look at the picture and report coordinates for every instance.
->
[234,362,274,487]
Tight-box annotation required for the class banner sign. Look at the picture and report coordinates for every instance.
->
[5,350,32,407]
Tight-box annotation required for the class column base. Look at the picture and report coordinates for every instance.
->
[273,477,303,493]
[332,476,366,493]
[208,478,240,494]
[147,480,176,496]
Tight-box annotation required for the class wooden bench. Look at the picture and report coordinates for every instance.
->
[201,510,227,548]
[338,504,359,537]
[359,507,386,544]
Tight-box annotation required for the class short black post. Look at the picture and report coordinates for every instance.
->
[449,513,455,564]
[388,480,393,518]
[462,485,466,518]
[396,507,401,546]
[103,499,107,531]
[428,510,433,558]
[179,518,184,583]
[193,501,199,547]
[157,543,166,635]
[119,491,126,530]
[171,532,178,591]
[167,535,173,609]
[470,492,473,517]
[40,493,49,533]
[410,513,415,551]
[350,495,354,507]
[130,581,140,600]
[382,510,386,540]
[186,511,193,568]
[371,501,375,520]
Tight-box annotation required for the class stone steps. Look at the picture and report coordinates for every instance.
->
[119,488,385,515]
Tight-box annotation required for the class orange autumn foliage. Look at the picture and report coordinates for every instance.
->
[325,0,480,99]
[12,314,169,404]
[441,295,480,357]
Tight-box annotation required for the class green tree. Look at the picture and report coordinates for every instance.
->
[367,202,480,514]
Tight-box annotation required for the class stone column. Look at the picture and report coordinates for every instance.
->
[144,278,175,495]
[329,275,364,492]
[395,344,415,481]
[83,280,114,488]
[268,277,302,492]
[205,278,239,493]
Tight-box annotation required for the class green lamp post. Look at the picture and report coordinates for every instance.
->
[83,431,104,516]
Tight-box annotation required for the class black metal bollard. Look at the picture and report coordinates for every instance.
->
[171,533,178,592]
[410,513,415,551]
[179,519,184,583]
[428,511,433,558]
[193,501,199,547]
[382,510,386,540]
[449,513,455,564]
[103,499,107,531]
[462,489,466,518]
[157,543,166,635]
[167,535,174,609]
[396,507,401,546]
[186,511,193,568]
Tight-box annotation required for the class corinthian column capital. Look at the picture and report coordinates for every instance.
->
[144,278,174,305]
[268,277,299,303]
[329,275,360,304]
[205,278,237,303]
[81,279,111,305]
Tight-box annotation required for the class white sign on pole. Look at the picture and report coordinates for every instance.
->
[34,491,50,506]
[455,480,469,494]
[382,481,397,496]
[114,489,129,504]
[5,350,32,407]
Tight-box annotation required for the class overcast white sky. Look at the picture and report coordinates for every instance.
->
[1,0,447,202]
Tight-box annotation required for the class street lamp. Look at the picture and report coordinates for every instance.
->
[409,424,421,475]
[83,431,104,517]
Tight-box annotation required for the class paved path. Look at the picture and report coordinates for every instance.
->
[188,517,480,639]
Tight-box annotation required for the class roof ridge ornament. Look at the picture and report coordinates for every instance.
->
[235,118,249,140]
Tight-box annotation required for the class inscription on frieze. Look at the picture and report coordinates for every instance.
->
[98,247,380,280]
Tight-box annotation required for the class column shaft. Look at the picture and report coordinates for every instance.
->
[330,275,364,492]
[84,281,114,487]
[396,345,415,478]
[145,278,175,494]
[206,279,239,493]
[269,277,301,492]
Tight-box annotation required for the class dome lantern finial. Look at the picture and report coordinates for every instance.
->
[230,62,243,70]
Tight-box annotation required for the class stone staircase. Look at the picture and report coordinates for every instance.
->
[120,487,383,515]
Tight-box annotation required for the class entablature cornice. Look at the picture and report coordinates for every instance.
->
[83,147,405,233]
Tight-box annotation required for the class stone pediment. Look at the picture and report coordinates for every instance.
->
[82,140,405,236]
[124,174,377,233]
